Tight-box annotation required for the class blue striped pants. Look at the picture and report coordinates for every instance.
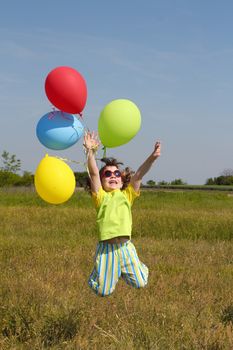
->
[88,240,148,296]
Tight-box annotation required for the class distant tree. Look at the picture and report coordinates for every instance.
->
[74,171,88,187]
[1,151,21,173]
[0,170,34,187]
[170,178,187,185]
[205,177,215,185]
[206,174,233,186]
[0,171,21,187]
[146,180,156,186]
[215,175,233,186]
[158,180,169,186]
[17,171,34,186]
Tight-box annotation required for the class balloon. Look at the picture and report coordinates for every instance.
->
[98,99,141,148]
[45,66,87,114]
[34,155,76,204]
[36,111,84,150]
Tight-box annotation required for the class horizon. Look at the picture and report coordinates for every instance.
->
[0,1,233,185]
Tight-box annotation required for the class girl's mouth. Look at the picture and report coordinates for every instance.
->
[109,180,117,184]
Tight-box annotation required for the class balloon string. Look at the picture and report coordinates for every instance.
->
[57,155,93,187]
[84,150,92,182]
[55,156,84,166]
[102,146,107,158]
[60,111,73,120]
[48,108,74,121]
[77,114,89,133]
[54,115,102,186]
[56,151,104,190]
[48,107,56,119]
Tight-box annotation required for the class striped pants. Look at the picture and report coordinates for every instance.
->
[88,240,148,296]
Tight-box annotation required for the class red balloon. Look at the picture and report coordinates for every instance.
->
[45,66,87,114]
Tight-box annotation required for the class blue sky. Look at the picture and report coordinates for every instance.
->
[0,0,233,184]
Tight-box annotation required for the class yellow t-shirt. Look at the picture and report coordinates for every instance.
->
[92,184,140,241]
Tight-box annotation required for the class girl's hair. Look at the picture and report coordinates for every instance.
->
[85,157,134,193]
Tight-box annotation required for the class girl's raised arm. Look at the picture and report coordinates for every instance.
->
[130,141,161,192]
[83,131,102,193]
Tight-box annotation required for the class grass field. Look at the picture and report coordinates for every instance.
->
[0,188,233,349]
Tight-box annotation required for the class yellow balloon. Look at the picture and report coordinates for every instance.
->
[34,154,75,204]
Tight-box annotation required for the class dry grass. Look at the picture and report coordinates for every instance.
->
[0,189,233,349]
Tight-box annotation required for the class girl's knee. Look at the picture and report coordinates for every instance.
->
[137,278,148,288]
[122,271,149,289]
[137,266,149,288]
[90,285,116,297]
[98,289,115,297]
[88,278,116,297]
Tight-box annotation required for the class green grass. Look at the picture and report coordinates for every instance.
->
[0,188,233,349]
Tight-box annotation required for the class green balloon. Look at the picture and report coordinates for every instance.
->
[98,99,141,148]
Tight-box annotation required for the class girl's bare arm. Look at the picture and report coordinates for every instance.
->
[83,132,102,193]
[130,141,161,192]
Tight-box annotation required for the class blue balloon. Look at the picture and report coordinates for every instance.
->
[36,111,84,150]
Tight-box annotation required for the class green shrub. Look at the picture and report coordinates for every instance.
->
[15,172,34,187]
[206,176,233,186]
[170,178,187,185]
[0,171,34,187]
[0,171,22,187]
[74,171,88,187]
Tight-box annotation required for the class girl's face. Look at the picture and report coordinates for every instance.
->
[101,165,123,192]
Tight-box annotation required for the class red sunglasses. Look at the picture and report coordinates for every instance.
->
[102,170,121,178]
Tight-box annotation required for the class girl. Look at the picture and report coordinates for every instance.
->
[83,131,161,296]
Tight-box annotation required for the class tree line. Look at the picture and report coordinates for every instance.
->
[205,169,233,186]
[146,171,233,187]
[0,151,87,187]
[1,151,233,187]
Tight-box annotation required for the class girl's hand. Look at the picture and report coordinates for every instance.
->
[152,141,161,159]
[83,131,100,151]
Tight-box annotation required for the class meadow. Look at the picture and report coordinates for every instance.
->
[0,188,233,349]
